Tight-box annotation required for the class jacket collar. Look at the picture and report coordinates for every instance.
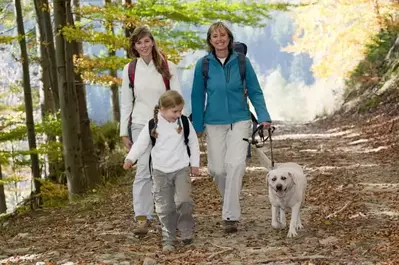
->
[206,50,238,65]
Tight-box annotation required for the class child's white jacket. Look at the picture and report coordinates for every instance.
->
[125,113,200,173]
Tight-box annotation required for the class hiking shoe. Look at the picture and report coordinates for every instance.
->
[223,220,238,233]
[182,238,193,245]
[133,216,151,236]
[162,244,176,253]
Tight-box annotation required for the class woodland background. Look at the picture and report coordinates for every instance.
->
[0,0,398,226]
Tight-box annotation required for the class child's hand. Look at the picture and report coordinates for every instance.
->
[123,159,134,170]
[190,167,199,177]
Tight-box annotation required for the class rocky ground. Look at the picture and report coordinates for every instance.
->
[1,109,398,265]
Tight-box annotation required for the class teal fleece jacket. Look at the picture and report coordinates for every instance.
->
[191,51,271,133]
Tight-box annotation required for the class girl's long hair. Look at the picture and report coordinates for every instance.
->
[130,26,172,80]
[152,90,185,138]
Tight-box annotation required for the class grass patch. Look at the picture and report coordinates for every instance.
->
[358,96,382,113]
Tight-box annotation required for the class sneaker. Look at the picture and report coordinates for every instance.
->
[133,216,151,236]
[182,238,193,245]
[162,244,176,253]
[223,220,238,233]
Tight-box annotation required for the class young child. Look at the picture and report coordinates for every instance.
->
[123,90,200,253]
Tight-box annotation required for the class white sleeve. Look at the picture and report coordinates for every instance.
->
[187,120,200,167]
[125,123,151,162]
[168,61,181,94]
[119,63,133,137]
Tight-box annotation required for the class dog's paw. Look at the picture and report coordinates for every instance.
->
[287,229,298,238]
[295,223,303,230]
[272,221,283,229]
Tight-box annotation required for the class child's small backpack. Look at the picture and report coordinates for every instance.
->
[146,115,191,173]
[147,115,191,157]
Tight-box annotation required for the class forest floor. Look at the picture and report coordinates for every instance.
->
[1,107,399,265]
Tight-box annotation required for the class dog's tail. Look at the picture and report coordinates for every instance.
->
[251,146,273,170]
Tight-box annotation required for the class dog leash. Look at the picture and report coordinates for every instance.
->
[267,127,275,168]
[243,124,275,168]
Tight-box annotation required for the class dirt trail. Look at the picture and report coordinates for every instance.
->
[1,119,398,265]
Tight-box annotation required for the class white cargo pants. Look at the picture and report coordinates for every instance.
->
[131,123,154,219]
[206,120,252,221]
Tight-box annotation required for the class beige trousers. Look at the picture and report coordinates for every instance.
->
[206,120,252,221]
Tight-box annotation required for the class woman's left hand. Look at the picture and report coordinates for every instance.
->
[260,121,272,129]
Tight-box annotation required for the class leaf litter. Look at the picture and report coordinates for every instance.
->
[0,113,398,265]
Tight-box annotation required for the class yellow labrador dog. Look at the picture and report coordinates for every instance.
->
[253,147,307,238]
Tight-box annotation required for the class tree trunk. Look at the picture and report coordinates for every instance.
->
[15,0,42,203]
[123,0,134,58]
[105,0,120,122]
[34,0,60,111]
[70,0,101,190]
[34,2,60,181]
[54,0,86,197]
[0,164,6,214]
[110,68,120,121]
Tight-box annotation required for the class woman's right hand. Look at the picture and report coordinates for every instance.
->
[122,136,133,151]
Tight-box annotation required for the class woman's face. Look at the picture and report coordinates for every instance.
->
[210,27,230,52]
[134,35,154,58]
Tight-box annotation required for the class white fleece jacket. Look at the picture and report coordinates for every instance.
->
[125,114,200,173]
[119,58,181,136]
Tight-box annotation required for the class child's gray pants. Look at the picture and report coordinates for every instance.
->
[152,166,195,246]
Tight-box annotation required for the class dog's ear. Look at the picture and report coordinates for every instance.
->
[288,172,296,185]
[266,172,270,186]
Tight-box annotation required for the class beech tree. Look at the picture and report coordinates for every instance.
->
[284,0,398,78]
[15,0,42,203]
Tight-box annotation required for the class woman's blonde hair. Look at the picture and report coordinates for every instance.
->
[130,25,172,80]
[206,22,234,52]
[152,90,185,138]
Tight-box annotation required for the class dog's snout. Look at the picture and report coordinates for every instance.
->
[276,184,283,191]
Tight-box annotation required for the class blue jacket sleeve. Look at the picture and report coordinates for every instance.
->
[191,59,206,133]
[245,58,271,123]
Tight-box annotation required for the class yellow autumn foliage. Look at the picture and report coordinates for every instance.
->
[284,0,398,78]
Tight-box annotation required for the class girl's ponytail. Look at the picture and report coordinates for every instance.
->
[152,105,160,138]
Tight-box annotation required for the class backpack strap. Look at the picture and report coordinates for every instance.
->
[202,56,209,93]
[128,59,138,92]
[127,59,138,132]
[148,118,156,147]
[181,115,191,157]
[237,53,247,95]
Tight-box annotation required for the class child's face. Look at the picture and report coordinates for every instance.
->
[160,104,184,123]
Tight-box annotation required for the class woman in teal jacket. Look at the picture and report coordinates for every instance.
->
[191,22,272,233]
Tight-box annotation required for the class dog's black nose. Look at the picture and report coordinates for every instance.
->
[276,184,283,191]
